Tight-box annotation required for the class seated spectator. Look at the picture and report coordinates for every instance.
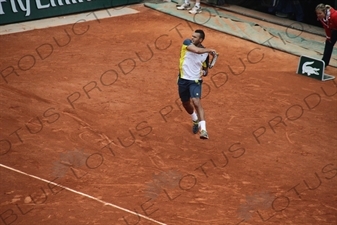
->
[268,0,304,21]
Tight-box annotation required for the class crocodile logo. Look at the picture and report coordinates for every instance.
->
[302,61,320,76]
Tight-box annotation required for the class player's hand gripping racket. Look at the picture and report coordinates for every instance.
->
[209,51,218,69]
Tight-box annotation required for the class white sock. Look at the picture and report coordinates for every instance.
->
[191,111,198,121]
[195,2,200,7]
[199,120,206,131]
[185,0,190,4]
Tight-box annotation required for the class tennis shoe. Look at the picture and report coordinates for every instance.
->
[192,120,199,134]
[200,130,209,139]
[177,3,191,10]
[189,5,202,14]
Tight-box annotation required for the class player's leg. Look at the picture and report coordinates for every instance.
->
[189,80,208,139]
[322,30,337,67]
[178,78,199,133]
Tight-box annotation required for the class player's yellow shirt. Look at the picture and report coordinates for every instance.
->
[179,39,208,81]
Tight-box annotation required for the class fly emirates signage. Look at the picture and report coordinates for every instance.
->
[0,0,95,16]
[0,0,136,25]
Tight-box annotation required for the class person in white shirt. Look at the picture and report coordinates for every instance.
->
[177,29,217,139]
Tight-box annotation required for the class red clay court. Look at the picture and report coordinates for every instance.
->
[0,3,336,225]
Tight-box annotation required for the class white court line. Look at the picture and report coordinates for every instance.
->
[0,7,139,35]
[0,163,167,225]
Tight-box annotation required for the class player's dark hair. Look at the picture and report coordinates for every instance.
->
[195,29,205,40]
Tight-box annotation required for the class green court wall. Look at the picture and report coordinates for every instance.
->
[0,0,141,25]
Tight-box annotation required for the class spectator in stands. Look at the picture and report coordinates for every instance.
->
[268,0,304,21]
[316,3,337,67]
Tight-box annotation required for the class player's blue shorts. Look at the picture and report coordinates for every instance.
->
[178,77,203,102]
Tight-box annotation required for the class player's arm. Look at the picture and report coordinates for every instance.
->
[187,43,215,54]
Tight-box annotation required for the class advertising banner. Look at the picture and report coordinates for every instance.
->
[0,0,141,25]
